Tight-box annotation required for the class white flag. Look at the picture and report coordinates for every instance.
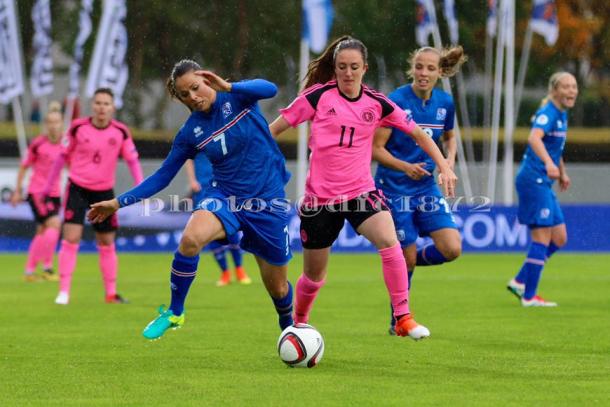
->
[86,0,128,108]
[530,0,559,46]
[0,0,25,104]
[415,0,436,47]
[302,0,333,54]
[30,0,53,97]
[68,0,93,98]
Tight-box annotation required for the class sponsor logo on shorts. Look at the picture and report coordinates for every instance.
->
[540,208,550,219]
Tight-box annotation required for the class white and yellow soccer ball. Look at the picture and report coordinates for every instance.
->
[277,323,324,368]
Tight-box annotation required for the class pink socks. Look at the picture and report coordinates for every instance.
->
[58,240,79,294]
[294,273,325,323]
[25,234,45,273]
[98,243,118,297]
[42,227,60,269]
[380,243,411,317]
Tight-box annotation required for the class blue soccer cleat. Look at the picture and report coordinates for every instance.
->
[142,305,185,340]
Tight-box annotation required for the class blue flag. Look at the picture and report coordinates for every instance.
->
[302,0,334,53]
[442,0,458,44]
[415,0,435,47]
[486,0,497,38]
[530,0,558,46]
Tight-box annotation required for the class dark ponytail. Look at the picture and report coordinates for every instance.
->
[303,35,368,89]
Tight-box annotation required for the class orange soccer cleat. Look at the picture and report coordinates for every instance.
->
[235,266,251,285]
[394,314,431,340]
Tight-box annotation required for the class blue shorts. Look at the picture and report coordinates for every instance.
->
[195,188,291,266]
[516,175,564,228]
[205,232,241,252]
[384,185,457,247]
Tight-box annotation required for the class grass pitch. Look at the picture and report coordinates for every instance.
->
[1,252,609,406]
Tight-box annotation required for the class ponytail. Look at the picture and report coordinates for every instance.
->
[407,45,467,79]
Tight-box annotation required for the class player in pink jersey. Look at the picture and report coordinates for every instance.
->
[11,102,64,282]
[270,36,457,340]
[44,88,144,305]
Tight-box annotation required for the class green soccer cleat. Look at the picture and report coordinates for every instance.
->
[142,305,185,340]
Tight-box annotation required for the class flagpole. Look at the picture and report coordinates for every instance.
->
[482,31,494,164]
[514,22,533,128]
[487,0,507,203]
[11,98,28,159]
[296,39,309,200]
[502,0,515,205]
[427,0,473,199]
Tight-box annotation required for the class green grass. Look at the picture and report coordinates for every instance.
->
[1,253,609,406]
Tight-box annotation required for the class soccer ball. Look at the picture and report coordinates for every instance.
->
[277,323,324,368]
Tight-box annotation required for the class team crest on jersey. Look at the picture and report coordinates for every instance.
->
[436,108,447,121]
[361,108,375,123]
[193,126,204,137]
[557,120,563,128]
[404,109,413,120]
[108,137,117,146]
[222,102,233,118]
[536,114,549,125]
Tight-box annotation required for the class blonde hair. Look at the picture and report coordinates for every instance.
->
[47,100,62,114]
[539,71,575,107]
[406,45,467,79]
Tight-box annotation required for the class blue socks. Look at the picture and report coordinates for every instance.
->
[416,244,447,266]
[546,242,560,260]
[272,281,293,330]
[515,241,561,283]
[212,247,228,272]
[169,251,199,316]
[522,242,547,300]
[227,233,243,267]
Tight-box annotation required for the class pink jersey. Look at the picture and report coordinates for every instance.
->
[22,135,63,197]
[62,117,140,191]
[281,80,416,205]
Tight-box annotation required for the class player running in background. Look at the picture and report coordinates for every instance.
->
[507,72,578,307]
[11,102,64,282]
[88,61,294,340]
[44,88,144,305]
[373,46,466,334]
[270,36,457,340]
[185,158,251,286]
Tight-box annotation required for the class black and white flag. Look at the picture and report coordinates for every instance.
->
[68,0,93,98]
[0,0,25,104]
[30,0,53,97]
[86,0,128,108]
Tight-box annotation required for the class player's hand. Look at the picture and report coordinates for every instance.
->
[88,198,119,223]
[10,190,22,207]
[437,167,458,198]
[559,173,571,192]
[402,162,431,180]
[194,70,231,92]
[190,180,202,193]
[545,162,560,180]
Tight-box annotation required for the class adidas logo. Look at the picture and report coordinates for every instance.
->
[327,108,337,116]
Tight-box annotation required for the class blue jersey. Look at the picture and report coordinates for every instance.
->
[517,101,567,184]
[117,79,290,206]
[375,84,455,195]
[193,153,213,189]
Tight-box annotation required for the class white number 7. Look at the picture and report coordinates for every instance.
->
[213,133,227,155]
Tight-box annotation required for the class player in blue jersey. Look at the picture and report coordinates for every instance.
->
[88,60,294,339]
[507,72,578,307]
[372,46,467,334]
[185,158,251,286]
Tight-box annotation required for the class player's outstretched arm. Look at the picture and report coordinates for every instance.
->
[88,198,119,223]
[373,127,431,180]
